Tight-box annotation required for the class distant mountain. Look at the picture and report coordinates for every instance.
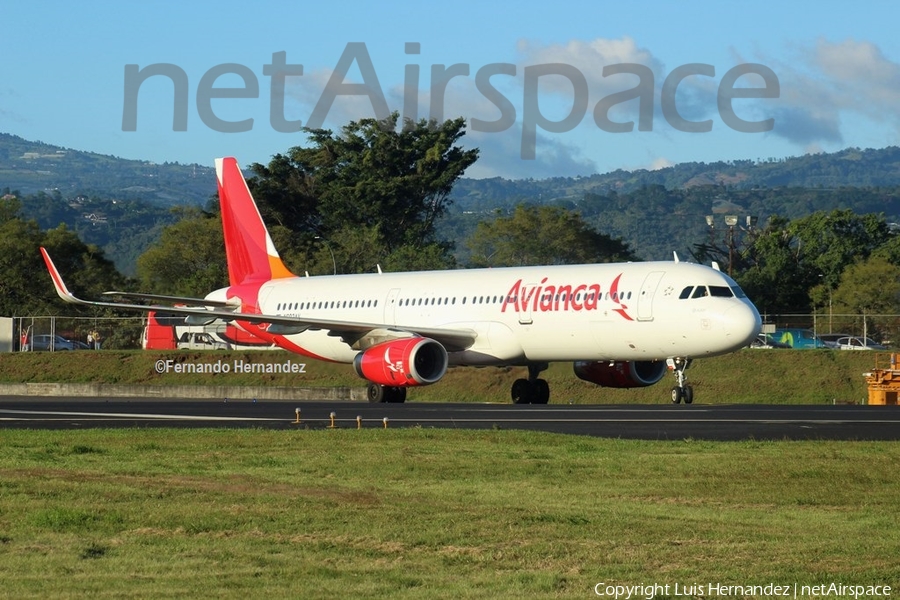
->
[448,146,900,210]
[444,146,900,263]
[0,133,215,206]
[5,131,900,270]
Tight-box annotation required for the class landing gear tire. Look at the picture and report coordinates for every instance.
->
[367,384,407,403]
[511,372,550,404]
[533,379,550,404]
[367,383,385,403]
[668,357,694,405]
[671,385,694,404]
[511,378,532,404]
[511,365,551,404]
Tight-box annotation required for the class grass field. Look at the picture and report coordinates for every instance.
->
[2,350,898,597]
[0,429,898,598]
[0,348,884,404]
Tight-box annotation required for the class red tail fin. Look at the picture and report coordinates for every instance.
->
[215,157,294,285]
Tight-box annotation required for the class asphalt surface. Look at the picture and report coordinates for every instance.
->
[1,398,899,440]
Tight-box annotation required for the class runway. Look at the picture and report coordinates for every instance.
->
[1,398,899,440]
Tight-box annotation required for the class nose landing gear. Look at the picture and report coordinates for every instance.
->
[668,357,693,404]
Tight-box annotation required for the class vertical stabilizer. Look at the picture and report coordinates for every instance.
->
[215,157,294,285]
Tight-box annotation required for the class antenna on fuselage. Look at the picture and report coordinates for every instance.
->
[673,252,680,263]
[376,264,383,274]
[711,262,721,272]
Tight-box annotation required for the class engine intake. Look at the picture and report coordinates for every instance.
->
[573,360,667,388]
[353,337,448,387]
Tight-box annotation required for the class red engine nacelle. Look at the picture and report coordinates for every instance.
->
[573,360,667,388]
[353,338,448,387]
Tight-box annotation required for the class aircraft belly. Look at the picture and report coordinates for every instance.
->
[283,330,358,363]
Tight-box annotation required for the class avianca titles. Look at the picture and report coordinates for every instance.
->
[41,157,762,405]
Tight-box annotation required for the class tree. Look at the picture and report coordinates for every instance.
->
[0,198,123,317]
[738,216,815,315]
[248,113,478,273]
[790,209,887,288]
[136,210,227,296]
[739,210,893,315]
[466,205,637,267]
[829,256,900,339]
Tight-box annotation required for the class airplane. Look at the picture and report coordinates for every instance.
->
[41,157,762,405]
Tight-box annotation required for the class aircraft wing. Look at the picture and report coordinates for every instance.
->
[41,248,477,352]
[102,291,238,308]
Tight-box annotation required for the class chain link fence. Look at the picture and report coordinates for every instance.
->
[14,316,146,351]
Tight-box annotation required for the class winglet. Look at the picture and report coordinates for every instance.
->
[40,247,78,303]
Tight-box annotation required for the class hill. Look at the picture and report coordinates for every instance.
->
[6,131,900,269]
[0,133,215,206]
[446,146,900,261]
[449,146,900,210]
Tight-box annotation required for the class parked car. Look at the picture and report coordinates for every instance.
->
[27,334,80,351]
[176,331,231,350]
[836,336,886,350]
[818,333,853,349]
[749,333,791,349]
[772,328,828,349]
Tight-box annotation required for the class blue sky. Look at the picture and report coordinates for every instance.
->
[3,1,899,179]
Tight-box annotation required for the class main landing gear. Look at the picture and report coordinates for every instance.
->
[511,363,550,404]
[367,383,407,403]
[669,357,693,404]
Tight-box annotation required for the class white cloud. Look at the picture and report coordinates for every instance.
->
[758,38,900,147]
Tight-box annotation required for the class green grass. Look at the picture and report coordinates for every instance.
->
[0,350,884,404]
[0,348,883,404]
[0,428,898,598]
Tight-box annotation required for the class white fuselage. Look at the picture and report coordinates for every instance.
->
[236,261,761,366]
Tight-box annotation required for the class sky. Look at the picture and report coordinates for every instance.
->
[3,1,900,180]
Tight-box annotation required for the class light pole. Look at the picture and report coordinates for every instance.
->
[315,236,336,275]
[703,214,757,277]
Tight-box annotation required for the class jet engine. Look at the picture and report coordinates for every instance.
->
[353,337,448,387]
[573,360,667,388]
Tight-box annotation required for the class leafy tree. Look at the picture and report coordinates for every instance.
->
[829,256,900,339]
[466,205,637,267]
[0,216,49,316]
[248,113,478,273]
[136,210,227,296]
[789,209,887,288]
[739,210,893,315]
[738,216,815,314]
[0,195,124,317]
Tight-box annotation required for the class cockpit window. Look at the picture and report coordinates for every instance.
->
[708,286,733,297]
[679,286,693,299]
[691,286,708,299]
[730,286,747,298]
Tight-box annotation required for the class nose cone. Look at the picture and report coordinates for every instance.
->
[724,302,762,348]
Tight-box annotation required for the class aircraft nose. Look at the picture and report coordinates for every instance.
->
[724,303,762,346]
